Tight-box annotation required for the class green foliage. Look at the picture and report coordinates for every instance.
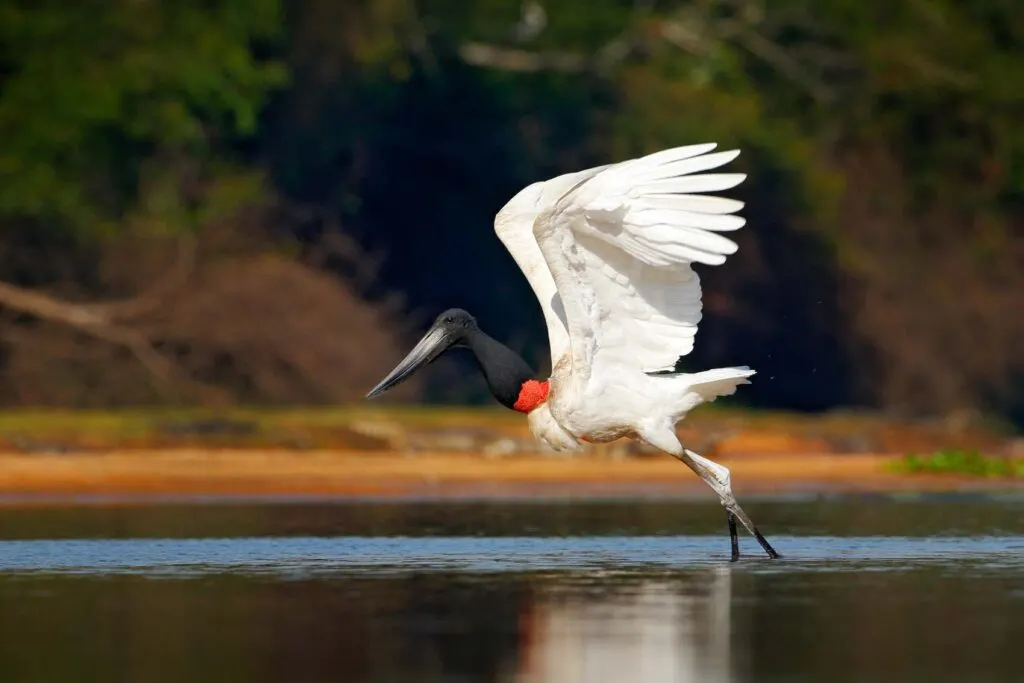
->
[0,0,287,236]
[824,0,1024,208]
[890,450,1024,478]
[0,0,1020,413]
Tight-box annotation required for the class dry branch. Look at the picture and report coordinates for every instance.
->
[93,236,197,322]
[0,236,196,390]
[459,42,590,73]
[457,2,839,102]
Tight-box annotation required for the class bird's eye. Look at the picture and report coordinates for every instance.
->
[444,317,454,324]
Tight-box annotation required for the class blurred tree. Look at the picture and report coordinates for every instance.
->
[275,0,1020,420]
[0,0,1020,421]
[0,0,286,394]
[0,0,285,233]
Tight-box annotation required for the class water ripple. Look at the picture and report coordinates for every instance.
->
[0,535,1021,578]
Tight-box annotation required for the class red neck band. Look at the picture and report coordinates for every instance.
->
[512,379,550,413]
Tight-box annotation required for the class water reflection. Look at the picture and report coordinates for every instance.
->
[1,497,1023,682]
[510,569,735,683]
[4,559,1022,683]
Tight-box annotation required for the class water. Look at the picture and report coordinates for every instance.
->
[0,496,1022,682]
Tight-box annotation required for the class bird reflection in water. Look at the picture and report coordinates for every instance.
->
[507,568,736,683]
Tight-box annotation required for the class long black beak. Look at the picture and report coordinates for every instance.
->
[365,324,455,399]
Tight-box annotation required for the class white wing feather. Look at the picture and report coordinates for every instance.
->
[532,143,746,378]
[493,166,609,368]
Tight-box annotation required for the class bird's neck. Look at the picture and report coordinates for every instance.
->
[464,330,548,413]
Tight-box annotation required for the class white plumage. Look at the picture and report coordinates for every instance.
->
[495,143,754,451]
[367,142,780,559]
[493,143,779,559]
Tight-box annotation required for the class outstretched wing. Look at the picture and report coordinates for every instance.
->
[493,165,610,370]
[532,143,746,382]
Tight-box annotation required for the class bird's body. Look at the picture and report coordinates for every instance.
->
[491,145,757,452]
[367,143,779,560]
[525,366,755,452]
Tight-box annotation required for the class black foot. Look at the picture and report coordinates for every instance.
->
[754,527,781,559]
[726,511,740,562]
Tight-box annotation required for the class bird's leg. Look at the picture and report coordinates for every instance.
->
[677,447,780,560]
[639,427,780,560]
[726,510,740,562]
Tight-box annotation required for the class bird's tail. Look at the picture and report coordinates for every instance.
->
[668,366,756,418]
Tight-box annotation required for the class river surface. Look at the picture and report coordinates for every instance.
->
[0,495,1022,682]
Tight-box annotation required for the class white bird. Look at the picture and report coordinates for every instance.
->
[366,143,779,560]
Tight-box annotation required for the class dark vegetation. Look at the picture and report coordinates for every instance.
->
[0,0,1021,425]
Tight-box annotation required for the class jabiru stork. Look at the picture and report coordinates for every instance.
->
[366,143,780,561]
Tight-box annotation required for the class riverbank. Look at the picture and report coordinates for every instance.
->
[2,448,1022,505]
[0,406,1019,503]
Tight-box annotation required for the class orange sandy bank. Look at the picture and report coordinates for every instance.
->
[0,449,1020,503]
